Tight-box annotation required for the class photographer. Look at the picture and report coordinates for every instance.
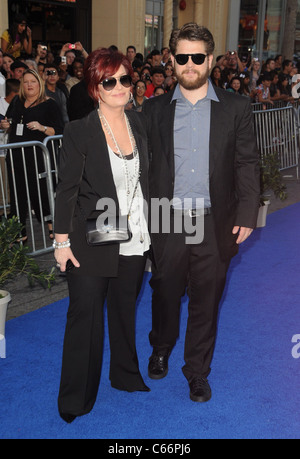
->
[34,43,48,65]
[219,50,246,74]
[59,42,88,64]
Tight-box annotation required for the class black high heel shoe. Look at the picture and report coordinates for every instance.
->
[59,412,77,423]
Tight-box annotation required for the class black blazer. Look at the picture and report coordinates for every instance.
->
[143,86,260,261]
[54,108,149,277]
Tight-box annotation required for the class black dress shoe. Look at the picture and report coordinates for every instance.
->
[189,377,212,402]
[148,349,171,380]
[59,412,77,423]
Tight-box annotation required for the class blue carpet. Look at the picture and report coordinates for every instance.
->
[1,204,300,439]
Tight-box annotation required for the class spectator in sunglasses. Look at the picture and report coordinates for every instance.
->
[54,47,150,423]
[44,64,69,124]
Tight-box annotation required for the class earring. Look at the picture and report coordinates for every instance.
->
[128,93,134,104]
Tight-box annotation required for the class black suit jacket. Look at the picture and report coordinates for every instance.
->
[143,86,260,261]
[54,108,149,277]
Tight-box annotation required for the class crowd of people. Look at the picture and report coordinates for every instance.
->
[211,51,300,106]
[1,14,300,129]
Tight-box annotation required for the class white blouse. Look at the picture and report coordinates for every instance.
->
[108,144,150,256]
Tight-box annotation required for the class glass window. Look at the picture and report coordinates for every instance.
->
[145,14,159,56]
[145,0,163,56]
[265,0,284,54]
[239,0,284,59]
[239,0,259,55]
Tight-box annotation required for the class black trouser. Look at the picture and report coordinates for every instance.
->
[149,214,230,381]
[58,254,147,417]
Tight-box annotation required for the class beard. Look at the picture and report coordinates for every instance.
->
[175,66,210,90]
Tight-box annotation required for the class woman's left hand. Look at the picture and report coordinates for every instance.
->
[26,121,42,132]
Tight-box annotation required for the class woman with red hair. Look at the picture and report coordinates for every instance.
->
[54,48,150,423]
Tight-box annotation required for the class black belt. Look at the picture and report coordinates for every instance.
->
[171,207,212,217]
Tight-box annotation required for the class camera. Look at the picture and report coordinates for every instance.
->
[68,44,76,49]
[61,56,67,65]
[41,45,47,51]
[230,51,235,55]
[46,70,56,76]
[145,74,151,81]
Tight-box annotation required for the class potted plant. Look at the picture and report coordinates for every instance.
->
[257,151,288,227]
[0,216,56,337]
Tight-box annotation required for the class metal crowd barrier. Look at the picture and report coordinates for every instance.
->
[0,136,62,256]
[252,102,299,178]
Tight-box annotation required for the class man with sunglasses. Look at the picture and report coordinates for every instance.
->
[143,23,260,403]
[44,64,69,124]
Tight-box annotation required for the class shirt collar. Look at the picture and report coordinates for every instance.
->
[171,78,219,104]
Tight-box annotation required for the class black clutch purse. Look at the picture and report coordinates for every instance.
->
[84,174,139,246]
[86,210,132,246]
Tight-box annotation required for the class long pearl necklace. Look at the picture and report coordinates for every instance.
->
[98,109,140,199]
[98,109,144,243]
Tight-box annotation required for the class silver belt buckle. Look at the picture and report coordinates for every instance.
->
[188,209,200,218]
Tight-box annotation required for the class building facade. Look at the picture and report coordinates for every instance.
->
[1,0,299,62]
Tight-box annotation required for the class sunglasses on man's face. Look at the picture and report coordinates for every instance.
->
[174,53,208,66]
[99,75,132,91]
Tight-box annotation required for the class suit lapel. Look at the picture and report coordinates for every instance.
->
[86,109,119,203]
[209,90,229,177]
[126,110,148,201]
[158,94,177,180]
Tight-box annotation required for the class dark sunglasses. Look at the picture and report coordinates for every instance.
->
[174,53,208,66]
[99,75,132,91]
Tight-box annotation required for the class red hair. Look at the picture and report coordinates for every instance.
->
[84,48,133,102]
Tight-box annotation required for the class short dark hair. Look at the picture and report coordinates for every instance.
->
[151,49,161,56]
[127,45,136,53]
[10,60,28,71]
[151,66,165,77]
[5,78,20,96]
[261,72,272,82]
[169,23,215,56]
[282,59,292,69]
[44,63,59,71]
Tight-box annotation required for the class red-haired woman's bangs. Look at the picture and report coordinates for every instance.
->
[84,48,133,102]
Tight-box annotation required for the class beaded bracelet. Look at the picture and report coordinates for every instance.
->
[53,238,71,249]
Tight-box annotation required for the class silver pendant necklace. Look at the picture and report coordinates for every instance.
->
[98,109,144,243]
[98,109,140,197]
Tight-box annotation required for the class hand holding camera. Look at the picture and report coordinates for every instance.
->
[46,70,57,76]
